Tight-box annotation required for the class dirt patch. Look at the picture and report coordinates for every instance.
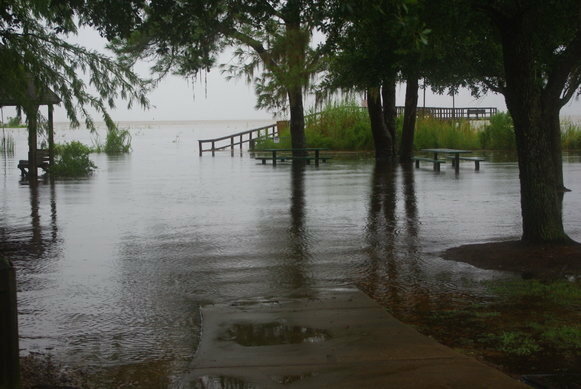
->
[443,240,581,278]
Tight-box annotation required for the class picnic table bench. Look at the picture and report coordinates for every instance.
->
[17,149,51,176]
[411,156,446,171]
[447,155,486,171]
[256,148,331,166]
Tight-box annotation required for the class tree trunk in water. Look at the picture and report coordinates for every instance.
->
[400,76,419,163]
[543,105,566,192]
[367,87,393,160]
[500,23,570,243]
[382,77,397,155]
[287,86,306,156]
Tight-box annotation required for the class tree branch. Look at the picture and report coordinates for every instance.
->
[229,29,281,74]
[544,29,581,105]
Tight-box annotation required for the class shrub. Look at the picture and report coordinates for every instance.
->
[479,112,516,150]
[51,141,96,177]
[94,127,132,154]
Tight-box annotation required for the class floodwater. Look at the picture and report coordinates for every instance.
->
[1,120,580,387]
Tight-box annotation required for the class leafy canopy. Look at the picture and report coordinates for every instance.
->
[0,0,149,130]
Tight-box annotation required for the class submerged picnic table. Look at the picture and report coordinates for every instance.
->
[257,148,331,166]
[413,148,485,172]
[422,148,472,173]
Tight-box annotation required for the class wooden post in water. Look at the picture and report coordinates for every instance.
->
[48,104,55,166]
[26,106,39,178]
[0,258,20,389]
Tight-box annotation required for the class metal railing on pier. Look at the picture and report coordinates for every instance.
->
[198,123,278,156]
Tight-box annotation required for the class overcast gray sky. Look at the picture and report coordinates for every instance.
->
[38,26,581,123]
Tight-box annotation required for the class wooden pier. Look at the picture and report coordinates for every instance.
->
[198,123,278,156]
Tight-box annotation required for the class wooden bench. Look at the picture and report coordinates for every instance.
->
[18,149,51,176]
[412,156,446,171]
[255,156,332,165]
[447,156,485,171]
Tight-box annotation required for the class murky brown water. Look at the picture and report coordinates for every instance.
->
[1,121,580,387]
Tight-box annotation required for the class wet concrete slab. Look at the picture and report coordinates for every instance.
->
[183,287,528,388]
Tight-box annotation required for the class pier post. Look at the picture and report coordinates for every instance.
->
[0,257,20,389]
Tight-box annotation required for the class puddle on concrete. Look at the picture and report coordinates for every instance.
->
[220,322,331,346]
[191,375,256,389]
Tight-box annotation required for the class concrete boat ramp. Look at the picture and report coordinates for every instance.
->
[183,287,527,388]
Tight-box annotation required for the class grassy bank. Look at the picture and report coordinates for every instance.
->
[256,104,581,152]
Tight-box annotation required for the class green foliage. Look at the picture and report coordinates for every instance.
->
[51,141,96,177]
[4,116,26,128]
[304,105,373,150]
[0,1,149,132]
[561,121,581,150]
[256,105,581,152]
[94,127,132,154]
[497,331,542,356]
[479,113,515,150]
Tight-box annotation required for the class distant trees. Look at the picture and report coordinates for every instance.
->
[107,0,326,155]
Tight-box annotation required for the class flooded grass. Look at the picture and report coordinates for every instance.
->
[371,278,581,376]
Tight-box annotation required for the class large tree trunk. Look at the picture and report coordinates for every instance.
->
[543,104,566,192]
[284,4,307,157]
[500,21,570,243]
[287,86,306,155]
[381,77,397,155]
[367,87,394,160]
[400,76,419,163]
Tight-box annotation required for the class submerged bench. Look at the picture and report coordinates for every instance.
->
[412,156,446,172]
[447,156,486,171]
[257,148,331,166]
[256,155,332,165]
[18,149,51,176]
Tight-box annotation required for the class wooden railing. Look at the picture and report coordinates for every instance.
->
[198,124,278,156]
[308,106,498,121]
[396,106,497,119]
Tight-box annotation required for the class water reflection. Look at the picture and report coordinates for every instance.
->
[0,178,58,260]
[360,163,428,315]
[285,163,311,290]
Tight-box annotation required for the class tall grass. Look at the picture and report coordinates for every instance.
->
[561,120,581,150]
[94,127,132,154]
[411,118,481,150]
[479,112,515,150]
[1,130,15,155]
[256,104,581,152]
[305,104,373,150]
